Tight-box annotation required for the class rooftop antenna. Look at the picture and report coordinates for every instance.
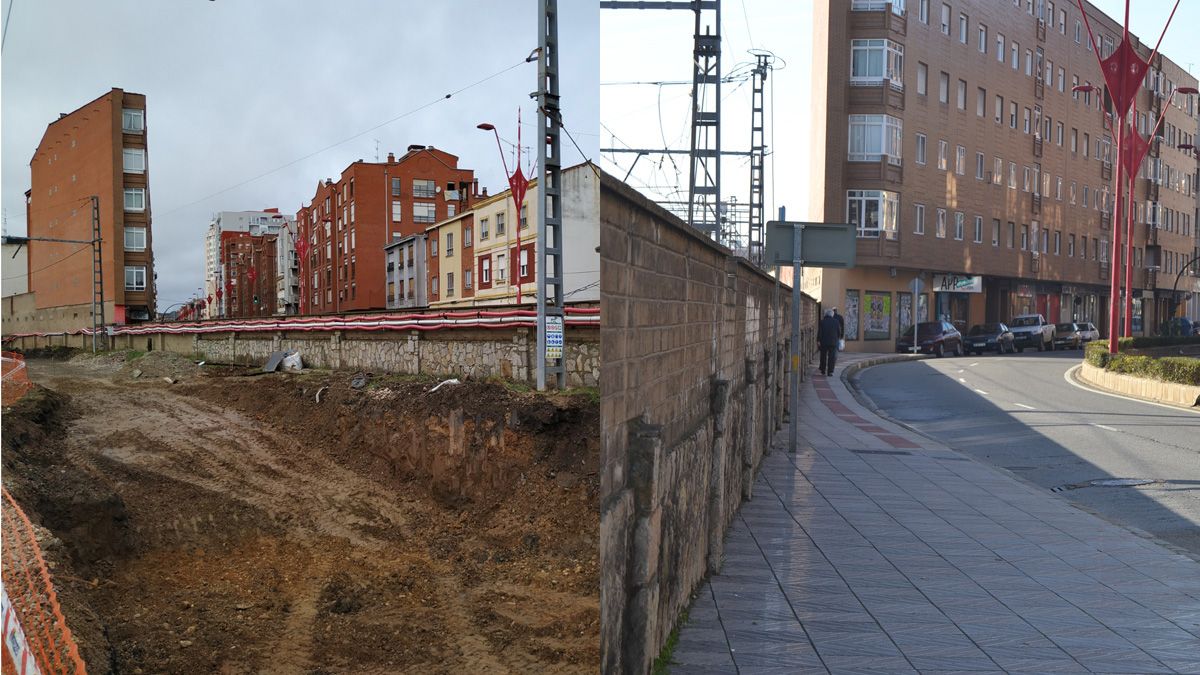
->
[374,139,380,162]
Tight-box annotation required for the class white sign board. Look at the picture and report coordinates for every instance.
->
[932,274,982,293]
[545,315,564,360]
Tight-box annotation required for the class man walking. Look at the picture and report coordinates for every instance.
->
[832,307,845,340]
[818,309,841,376]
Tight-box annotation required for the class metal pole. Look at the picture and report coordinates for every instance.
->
[789,224,802,454]
[1123,105,1137,337]
[537,0,565,390]
[1107,112,1124,352]
[91,195,104,353]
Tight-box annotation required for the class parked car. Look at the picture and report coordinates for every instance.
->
[1053,322,1099,349]
[896,321,964,358]
[1008,314,1055,352]
[1160,317,1196,337]
[964,323,1016,355]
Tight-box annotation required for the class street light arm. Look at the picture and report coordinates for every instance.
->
[1145,0,1181,76]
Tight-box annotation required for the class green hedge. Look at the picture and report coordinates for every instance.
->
[1118,335,1200,350]
[1085,341,1200,386]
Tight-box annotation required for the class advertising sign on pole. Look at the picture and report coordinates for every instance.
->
[545,315,564,360]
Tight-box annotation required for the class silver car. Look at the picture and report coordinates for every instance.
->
[1054,322,1099,349]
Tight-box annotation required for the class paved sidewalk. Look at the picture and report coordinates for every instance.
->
[669,354,1200,674]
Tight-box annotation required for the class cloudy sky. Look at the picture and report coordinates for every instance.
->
[2,0,599,310]
[601,1,1198,245]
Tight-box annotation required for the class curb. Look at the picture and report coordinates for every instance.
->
[1069,363,1200,412]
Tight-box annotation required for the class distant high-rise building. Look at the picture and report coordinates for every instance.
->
[295,146,477,314]
[19,88,157,330]
[203,209,293,318]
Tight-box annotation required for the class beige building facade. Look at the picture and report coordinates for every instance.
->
[808,0,1199,350]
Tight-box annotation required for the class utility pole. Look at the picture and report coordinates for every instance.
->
[538,0,566,390]
[687,0,722,243]
[91,196,105,353]
[748,53,769,265]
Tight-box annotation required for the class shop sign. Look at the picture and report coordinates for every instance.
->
[932,274,982,293]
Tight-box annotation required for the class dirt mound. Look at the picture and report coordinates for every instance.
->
[8,358,598,673]
[118,350,202,382]
[10,345,78,360]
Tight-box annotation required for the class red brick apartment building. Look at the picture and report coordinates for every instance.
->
[295,145,477,314]
[219,231,277,318]
[12,88,156,332]
[806,0,1199,350]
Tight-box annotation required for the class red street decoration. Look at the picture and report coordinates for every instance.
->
[248,266,257,284]
[207,294,213,305]
[1119,129,1149,177]
[1099,39,1149,120]
[216,289,223,301]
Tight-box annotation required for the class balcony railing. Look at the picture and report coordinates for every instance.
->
[1033,135,1043,158]
[851,0,904,15]
[1034,77,1045,101]
[1036,18,1046,42]
[1100,162,1112,181]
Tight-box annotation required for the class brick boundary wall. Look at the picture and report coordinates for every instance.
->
[4,324,599,389]
[599,172,819,674]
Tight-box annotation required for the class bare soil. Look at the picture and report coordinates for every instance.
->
[4,354,598,674]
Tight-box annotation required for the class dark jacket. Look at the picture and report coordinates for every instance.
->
[834,311,845,338]
[818,315,841,347]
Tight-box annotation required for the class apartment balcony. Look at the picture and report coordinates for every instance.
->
[845,156,904,185]
[1100,161,1112,181]
[1031,251,1041,274]
[1147,180,1159,202]
[1032,193,1042,215]
[1033,135,1043,158]
[1144,267,1158,289]
[1100,211,1111,230]
[849,1,907,37]
[1034,76,1045,101]
[1149,136,1160,158]
[1146,223,1158,246]
[1099,261,1109,281]
[1036,17,1046,42]
[848,79,906,111]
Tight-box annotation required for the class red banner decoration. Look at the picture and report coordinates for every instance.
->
[1120,130,1150,176]
[1100,38,1149,119]
[248,266,257,284]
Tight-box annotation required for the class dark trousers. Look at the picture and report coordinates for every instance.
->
[819,345,838,374]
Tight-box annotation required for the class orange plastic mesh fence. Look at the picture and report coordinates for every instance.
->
[1,352,33,407]
[0,488,87,674]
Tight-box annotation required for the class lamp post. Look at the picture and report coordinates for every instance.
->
[477,116,531,306]
[1074,0,1183,351]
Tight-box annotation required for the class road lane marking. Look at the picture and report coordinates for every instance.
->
[974,389,989,395]
[958,378,967,383]
[957,369,965,373]
[1013,403,1036,410]
[1092,423,1119,432]
[970,362,980,367]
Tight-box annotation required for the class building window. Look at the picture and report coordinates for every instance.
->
[391,177,402,197]
[1025,49,1033,77]
[1068,233,1075,257]
[991,219,1000,246]
[430,238,438,257]
[1009,162,1017,189]
[122,108,144,134]
[915,134,926,165]
[1011,42,1019,69]
[1054,231,1061,255]
[958,13,968,43]
[446,232,454,257]
[937,140,947,170]
[123,187,145,212]
[955,145,966,175]
[413,203,436,223]
[1056,177,1063,200]
[996,34,1005,62]
[938,71,949,103]
[918,0,928,23]
[975,152,984,180]
[956,79,966,110]
[1057,67,1065,92]
[993,157,1002,184]
[413,179,436,198]
[954,212,964,240]
[973,216,983,243]
[1023,166,1031,192]
[391,200,403,222]
[976,87,986,116]
[465,269,473,290]
[521,205,529,229]
[1021,224,1029,250]
[431,276,439,295]
[1023,107,1031,134]
[846,189,899,239]
[917,62,927,95]
[936,208,946,238]
[850,39,904,88]
[447,272,455,297]
[1074,19,1082,43]
[124,265,146,291]
[847,114,903,163]
[914,203,925,234]
[122,148,146,173]
[519,249,529,278]
[464,226,473,247]
[481,257,491,283]
[496,212,506,235]
[496,253,507,282]
[1008,222,1015,248]
[994,95,1003,124]
[939,3,950,34]
[851,0,905,12]
[977,24,987,52]
[480,217,490,240]
[123,227,146,251]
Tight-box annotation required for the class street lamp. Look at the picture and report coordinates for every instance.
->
[477,116,531,305]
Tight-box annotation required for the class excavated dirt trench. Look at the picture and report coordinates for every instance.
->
[3,353,599,674]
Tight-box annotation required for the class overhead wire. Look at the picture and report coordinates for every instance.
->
[1,242,91,281]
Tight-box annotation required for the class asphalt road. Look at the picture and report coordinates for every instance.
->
[852,349,1200,556]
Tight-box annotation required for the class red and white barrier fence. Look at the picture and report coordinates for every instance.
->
[2,306,600,341]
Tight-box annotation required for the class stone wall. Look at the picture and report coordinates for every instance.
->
[8,326,599,388]
[599,173,819,674]
[1078,361,1200,408]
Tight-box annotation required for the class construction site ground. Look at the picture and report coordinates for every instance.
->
[2,350,599,674]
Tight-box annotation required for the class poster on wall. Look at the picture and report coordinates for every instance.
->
[844,290,860,340]
[864,291,891,340]
[898,292,913,336]
[917,293,929,323]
